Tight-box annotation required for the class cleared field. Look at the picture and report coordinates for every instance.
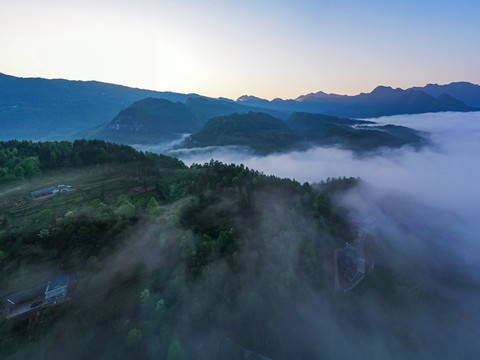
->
[0,164,167,228]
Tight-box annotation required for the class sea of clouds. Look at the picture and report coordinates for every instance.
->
[135,111,480,358]
[173,110,480,271]
[173,111,480,221]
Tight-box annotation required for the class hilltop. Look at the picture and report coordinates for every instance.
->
[181,112,304,154]
[82,97,286,145]
[84,98,203,144]
[179,111,427,154]
[286,112,426,151]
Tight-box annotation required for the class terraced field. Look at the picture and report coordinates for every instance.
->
[0,164,161,229]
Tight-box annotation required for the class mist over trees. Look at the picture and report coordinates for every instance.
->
[1,143,360,359]
[2,110,480,359]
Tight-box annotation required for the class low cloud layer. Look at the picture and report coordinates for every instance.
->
[4,111,479,359]
[175,111,480,223]
[170,111,480,358]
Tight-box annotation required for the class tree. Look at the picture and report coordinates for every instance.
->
[21,157,41,177]
[155,299,166,315]
[140,289,150,307]
[13,163,24,178]
[117,201,135,219]
[126,328,143,347]
[146,197,160,216]
[36,209,54,227]
[167,338,185,360]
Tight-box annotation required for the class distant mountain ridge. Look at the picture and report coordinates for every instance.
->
[0,73,478,144]
[237,82,479,118]
[0,72,201,141]
[408,82,480,108]
[0,73,286,142]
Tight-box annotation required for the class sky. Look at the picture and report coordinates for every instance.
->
[1,0,479,99]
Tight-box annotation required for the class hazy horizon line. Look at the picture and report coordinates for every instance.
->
[2,70,478,102]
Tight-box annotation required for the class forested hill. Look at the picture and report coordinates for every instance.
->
[79,97,288,145]
[180,111,427,154]
[0,140,476,359]
[85,98,204,144]
[0,140,358,359]
[286,112,426,151]
[182,112,304,154]
[0,139,186,181]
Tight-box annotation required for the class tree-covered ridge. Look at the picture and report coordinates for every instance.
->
[286,112,374,128]
[286,112,427,151]
[0,141,358,359]
[75,97,427,153]
[184,96,286,122]
[182,112,304,154]
[78,97,287,145]
[100,97,203,142]
[0,139,186,181]
[180,111,427,154]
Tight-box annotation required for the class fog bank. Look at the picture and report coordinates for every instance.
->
[174,111,480,223]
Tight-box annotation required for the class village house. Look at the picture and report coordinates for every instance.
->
[0,274,70,320]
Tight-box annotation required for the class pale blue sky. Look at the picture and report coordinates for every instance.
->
[1,0,479,99]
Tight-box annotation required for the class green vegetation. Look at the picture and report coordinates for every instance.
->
[286,112,426,151]
[183,112,304,154]
[0,139,185,182]
[88,98,205,144]
[82,97,285,145]
[180,111,427,155]
[0,141,358,359]
[0,141,467,359]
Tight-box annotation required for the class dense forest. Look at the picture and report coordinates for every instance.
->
[181,111,427,155]
[76,97,285,145]
[0,140,476,359]
[183,112,304,154]
[0,139,185,181]
[0,140,359,359]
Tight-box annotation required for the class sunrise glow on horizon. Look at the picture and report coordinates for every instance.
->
[1,0,479,100]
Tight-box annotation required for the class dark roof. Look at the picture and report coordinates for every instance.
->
[31,187,55,197]
[46,275,69,293]
[4,283,46,305]
[345,249,358,267]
